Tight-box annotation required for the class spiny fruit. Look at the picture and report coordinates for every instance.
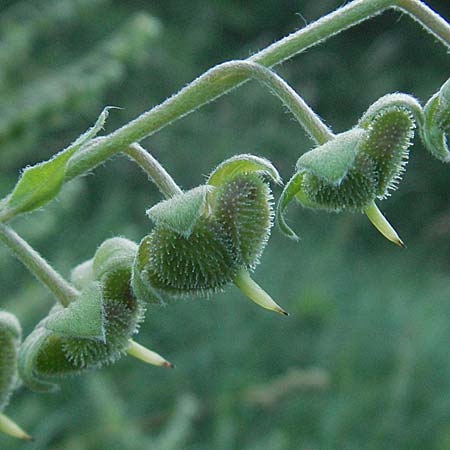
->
[0,312,21,412]
[133,154,287,315]
[18,238,146,392]
[277,93,420,246]
[0,312,30,440]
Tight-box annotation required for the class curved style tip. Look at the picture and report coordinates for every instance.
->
[0,413,32,440]
[233,269,288,316]
[126,339,174,369]
[278,307,289,317]
[364,201,406,248]
[396,238,407,249]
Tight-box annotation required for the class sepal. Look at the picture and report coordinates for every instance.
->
[147,185,213,238]
[421,78,450,162]
[44,283,105,341]
[207,153,282,187]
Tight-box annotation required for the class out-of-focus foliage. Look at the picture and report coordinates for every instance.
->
[0,0,449,449]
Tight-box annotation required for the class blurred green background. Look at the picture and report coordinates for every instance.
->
[0,0,449,449]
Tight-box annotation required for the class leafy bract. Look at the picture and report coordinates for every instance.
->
[296,129,365,184]
[92,237,137,281]
[44,283,105,341]
[3,107,111,217]
[207,153,282,187]
[421,78,450,163]
[146,185,213,237]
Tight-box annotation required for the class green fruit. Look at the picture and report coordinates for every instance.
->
[135,173,273,299]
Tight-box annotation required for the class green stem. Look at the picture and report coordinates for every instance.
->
[65,0,448,180]
[234,62,333,144]
[395,0,450,45]
[123,143,183,199]
[251,0,449,68]
[0,224,79,306]
[66,61,331,179]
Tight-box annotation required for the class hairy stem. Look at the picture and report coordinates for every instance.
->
[0,224,79,306]
[233,62,334,144]
[65,0,448,180]
[124,143,183,198]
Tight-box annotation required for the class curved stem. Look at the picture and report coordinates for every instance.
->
[0,0,447,226]
[66,61,332,178]
[65,0,448,180]
[252,0,449,68]
[232,62,333,144]
[395,0,450,46]
[124,143,183,199]
[0,224,79,306]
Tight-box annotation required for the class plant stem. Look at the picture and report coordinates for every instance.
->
[395,0,450,45]
[0,224,79,306]
[252,0,449,68]
[232,62,334,144]
[123,143,183,199]
[65,0,449,180]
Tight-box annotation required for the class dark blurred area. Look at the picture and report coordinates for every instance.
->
[0,1,449,449]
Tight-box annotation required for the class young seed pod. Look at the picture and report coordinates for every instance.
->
[277,94,419,246]
[18,238,147,392]
[133,154,287,315]
[421,77,450,163]
[0,312,31,440]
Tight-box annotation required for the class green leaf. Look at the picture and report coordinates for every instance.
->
[276,172,304,241]
[4,107,112,216]
[146,185,213,237]
[207,154,282,187]
[44,283,105,341]
[296,129,365,185]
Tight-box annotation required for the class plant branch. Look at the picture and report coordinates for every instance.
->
[123,143,183,199]
[65,0,448,180]
[0,224,79,306]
